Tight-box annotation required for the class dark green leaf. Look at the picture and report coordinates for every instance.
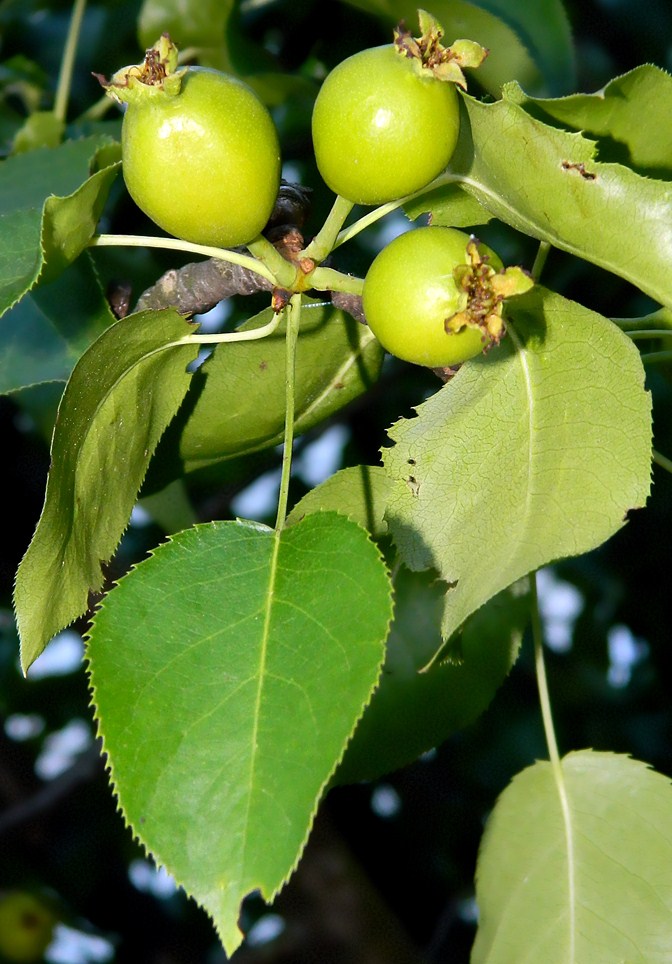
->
[15,309,199,671]
[0,255,115,394]
[154,300,383,480]
[0,136,121,315]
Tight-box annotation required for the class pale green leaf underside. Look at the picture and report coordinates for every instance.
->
[383,287,651,656]
[87,513,393,956]
[511,64,672,177]
[15,309,198,671]
[450,83,672,308]
[473,751,672,963]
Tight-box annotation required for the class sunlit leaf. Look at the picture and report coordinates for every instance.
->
[448,85,672,307]
[383,287,651,662]
[87,512,393,956]
[473,751,672,963]
[511,64,672,178]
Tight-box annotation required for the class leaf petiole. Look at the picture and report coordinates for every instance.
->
[178,313,282,346]
[530,570,576,958]
[275,294,302,531]
[301,195,354,262]
[90,234,277,284]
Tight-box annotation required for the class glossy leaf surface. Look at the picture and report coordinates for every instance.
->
[87,512,393,956]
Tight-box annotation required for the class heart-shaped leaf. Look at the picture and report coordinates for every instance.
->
[87,512,393,956]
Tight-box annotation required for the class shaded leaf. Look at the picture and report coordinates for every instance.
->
[0,254,115,394]
[383,287,651,661]
[0,136,121,314]
[334,572,528,784]
[151,300,383,484]
[14,309,198,672]
[138,0,236,71]
[473,751,672,963]
[345,0,544,96]
[474,0,576,95]
[87,512,393,956]
[404,181,493,228]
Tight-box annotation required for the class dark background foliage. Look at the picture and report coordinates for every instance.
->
[1,0,671,961]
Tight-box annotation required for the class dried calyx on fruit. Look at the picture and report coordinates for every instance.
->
[311,10,487,206]
[97,35,281,249]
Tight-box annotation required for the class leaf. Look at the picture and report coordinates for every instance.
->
[334,572,528,784]
[511,64,672,178]
[0,254,115,394]
[472,751,672,963]
[404,182,493,228]
[14,309,199,672]
[87,512,393,956]
[383,287,651,662]
[138,0,235,71]
[286,464,392,539]
[287,468,528,782]
[0,136,121,315]
[473,0,576,95]
[149,300,384,486]
[449,85,672,308]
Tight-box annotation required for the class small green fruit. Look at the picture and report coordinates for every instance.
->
[0,891,57,963]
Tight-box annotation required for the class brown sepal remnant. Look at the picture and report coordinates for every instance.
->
[447,240,533,347]
[394,10,488,88]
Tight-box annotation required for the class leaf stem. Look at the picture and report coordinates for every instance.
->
[310,266,364,297]
[530,570,576,958]
[178,313,281,346]
[301,195,355,262]
[623,329,672,340]
[274,294,302,531]
[90,234,276,284]
[54,0,88,123]
[611,306,672,331]
[653,449,672,474]
[530,241,551,283]
[641,350,672,365]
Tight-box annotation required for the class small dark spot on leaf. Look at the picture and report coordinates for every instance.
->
[561,160,596,180]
